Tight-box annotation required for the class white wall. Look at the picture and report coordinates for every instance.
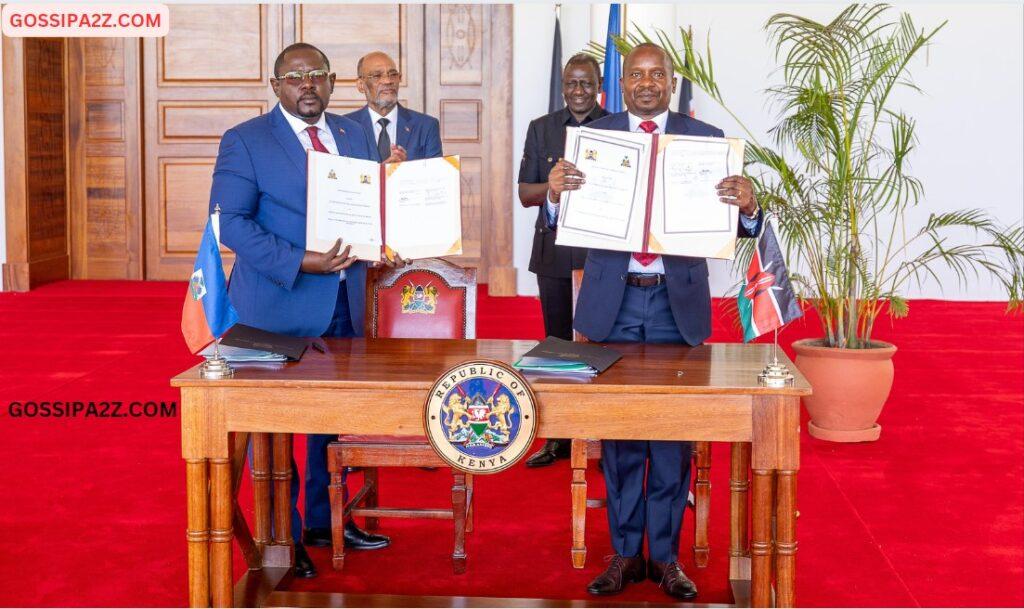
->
[512,3,1024,301]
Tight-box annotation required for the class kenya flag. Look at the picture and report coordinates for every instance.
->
[738,222,803,342]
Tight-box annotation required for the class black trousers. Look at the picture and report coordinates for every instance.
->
[537,274,574,340]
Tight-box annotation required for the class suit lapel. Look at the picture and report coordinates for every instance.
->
[666,111,690,136]
[268,107,309,179]
[396,104,413,151]
[354,106,380,161]
[609,111,630,131]
[325,113,352,157]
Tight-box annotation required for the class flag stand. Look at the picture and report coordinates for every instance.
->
[200,339,234,379]
[758,327,794,387]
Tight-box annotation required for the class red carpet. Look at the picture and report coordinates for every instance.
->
[0,280,1021,606]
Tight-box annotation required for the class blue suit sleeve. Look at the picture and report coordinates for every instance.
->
[424,116,443,158]
[210,129,305,290]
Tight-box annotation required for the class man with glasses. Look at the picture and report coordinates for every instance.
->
[210,42,394,580]
[345,51,443,162]
[517,53,607,468]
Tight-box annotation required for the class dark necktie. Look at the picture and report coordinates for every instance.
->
[377,117,391,161]
[305,126,329,153]
[632,120,660,267]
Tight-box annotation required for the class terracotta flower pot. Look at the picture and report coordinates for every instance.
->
[791,338,897,442]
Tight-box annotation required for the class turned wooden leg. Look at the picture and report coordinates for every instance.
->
[329,466,346,570]
[364,467,379,531]
[252,433,271,552]
[271,434,294,554]
[186,459,210,608]
[210,458,233,608]
[730,442,751,581]
[751,469,775,608]
[775,471,797,607]
[452,471,468,574]
[465,474,474,534]
[570,439,587,569]
[693,441,711,567]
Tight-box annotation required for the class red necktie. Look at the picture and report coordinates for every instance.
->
[306,126,329,153]
[632,120,660,267]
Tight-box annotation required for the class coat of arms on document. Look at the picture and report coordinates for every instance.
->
[424,361,537,474]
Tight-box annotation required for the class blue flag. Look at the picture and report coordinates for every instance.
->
[182,214,239,353]
[601,4,623,113]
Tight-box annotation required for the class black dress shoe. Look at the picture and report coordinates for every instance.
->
[293,543,317,579]
[525,439,571,468]
[648,559,698,600]
[586,554,646,595]
[343,521,390,550]
[302,527,333,548]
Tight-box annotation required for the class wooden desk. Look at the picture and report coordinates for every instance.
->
[172,338,810,608]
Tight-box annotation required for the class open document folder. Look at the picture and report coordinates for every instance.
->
[555,126,745,260]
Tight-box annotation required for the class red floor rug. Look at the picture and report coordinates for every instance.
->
[0,280,1021,607]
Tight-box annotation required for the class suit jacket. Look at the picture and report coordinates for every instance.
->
[344,104,443,162]
[572,111,764,345]
[210,108,374,337]
[519,106,607,278]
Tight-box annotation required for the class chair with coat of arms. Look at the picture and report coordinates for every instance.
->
[327,258,477,574]
[570,270,713,568]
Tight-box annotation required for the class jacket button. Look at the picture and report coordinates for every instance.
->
[620,274,626,281]
[547,156,553,162]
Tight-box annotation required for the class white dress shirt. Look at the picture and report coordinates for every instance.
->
[546,110,758,275]
[367,105,399,152]
[277,103,346,280]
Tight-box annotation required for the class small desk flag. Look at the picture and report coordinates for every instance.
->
[739,222,803,342]
[181,212,239,354]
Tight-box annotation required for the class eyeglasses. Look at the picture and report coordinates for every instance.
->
[275,69,331,84]
[360,70,401,84]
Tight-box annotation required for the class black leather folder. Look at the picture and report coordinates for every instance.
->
[518,336,621,373]
[219,324,308,361]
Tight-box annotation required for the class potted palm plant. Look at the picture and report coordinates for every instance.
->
[604,5,1024,441]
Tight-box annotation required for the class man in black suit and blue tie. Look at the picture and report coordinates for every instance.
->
[546,43,763,601]
[345,51,443,163]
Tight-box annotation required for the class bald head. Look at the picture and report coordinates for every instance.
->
[356,51,401,114]
[623,43,674,75]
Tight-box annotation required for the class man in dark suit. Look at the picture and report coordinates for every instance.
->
[518,53,607,467]
[210,42,396,579]
[345,51,443,162]
[547,43,762,600]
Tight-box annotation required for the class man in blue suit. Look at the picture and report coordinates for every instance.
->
[210,42,394,579]
[345,51,443,163]
[547,43,763,601]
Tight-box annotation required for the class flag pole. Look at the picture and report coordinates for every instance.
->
[758,325,792,387]
[199,203,234,379]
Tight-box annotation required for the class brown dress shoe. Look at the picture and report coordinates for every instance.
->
[586,555,646,596]
[648,559,698,600]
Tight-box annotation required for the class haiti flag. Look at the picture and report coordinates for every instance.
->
[738,221,803,342]
[181,212,238,353]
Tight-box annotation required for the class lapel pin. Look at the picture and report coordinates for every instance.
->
[338,127,346,135]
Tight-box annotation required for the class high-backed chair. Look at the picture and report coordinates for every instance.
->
[327,258,477,574]
[569,269,712,567]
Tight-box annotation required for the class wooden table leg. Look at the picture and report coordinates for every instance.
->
[186,458,210,608]
[271,434,294,552]
[775,470,797,607]
[252,433,272,553]
[751,469,775,607]
[730,442,751,581]
[452,472,468,574]
[693,441,711,567]
[210,457,233,608]
[570,439,587,569]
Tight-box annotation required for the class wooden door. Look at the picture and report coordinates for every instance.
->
[66,39,144,279]
[142,4,283,281]
[425,5,516,294]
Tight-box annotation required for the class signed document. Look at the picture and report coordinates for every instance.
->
[306,151,463,262]
[555,126,745,259]
[556,127,652,252]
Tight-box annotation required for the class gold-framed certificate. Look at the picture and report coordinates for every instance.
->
[556,126,745,260]
[306,151,463,262]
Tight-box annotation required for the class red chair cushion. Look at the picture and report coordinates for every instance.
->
[374,269,467,339]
